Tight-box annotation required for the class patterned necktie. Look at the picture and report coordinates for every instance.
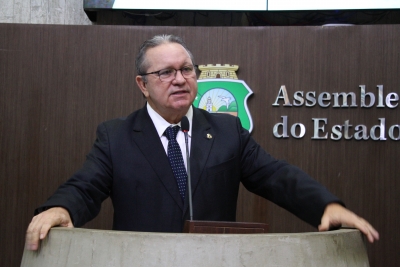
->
[164,126,187,201]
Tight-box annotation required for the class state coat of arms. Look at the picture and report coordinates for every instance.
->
[193,64,254,132]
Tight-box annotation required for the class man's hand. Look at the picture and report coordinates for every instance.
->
[319,203,379,243]
[25,207,73,250]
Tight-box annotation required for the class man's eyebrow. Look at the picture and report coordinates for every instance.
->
[160,62,194,69]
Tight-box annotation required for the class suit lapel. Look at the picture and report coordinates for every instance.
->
[183,108,215,217]
[130,106,184,210]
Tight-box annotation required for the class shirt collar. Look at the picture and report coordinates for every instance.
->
[146,103,193,138]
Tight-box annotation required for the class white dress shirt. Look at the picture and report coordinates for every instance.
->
[146,103,193,170]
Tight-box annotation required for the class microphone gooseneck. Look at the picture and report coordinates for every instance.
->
[181,116,193,221]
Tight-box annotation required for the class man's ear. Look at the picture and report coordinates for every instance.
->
[136,76,149,97]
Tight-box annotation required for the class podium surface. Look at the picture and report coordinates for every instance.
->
[21,228,368,267]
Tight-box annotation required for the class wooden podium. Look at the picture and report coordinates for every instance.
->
[183,220,268,234]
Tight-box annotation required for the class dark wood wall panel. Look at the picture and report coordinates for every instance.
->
[0,24,398,266]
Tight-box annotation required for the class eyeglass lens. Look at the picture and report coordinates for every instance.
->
[159,66,195,82]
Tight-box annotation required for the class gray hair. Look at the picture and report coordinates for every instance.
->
[135,34,195,81]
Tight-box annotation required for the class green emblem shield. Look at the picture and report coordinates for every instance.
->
[194,79,254,132]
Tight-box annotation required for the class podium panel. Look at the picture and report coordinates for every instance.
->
[183,220,268,233]
[21,228,368,266]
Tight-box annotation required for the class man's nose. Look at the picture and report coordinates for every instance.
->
[172,69,186,83]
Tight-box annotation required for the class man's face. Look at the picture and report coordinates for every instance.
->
[136,43,198,123]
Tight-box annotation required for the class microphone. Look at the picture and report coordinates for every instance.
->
[181,116,193,221]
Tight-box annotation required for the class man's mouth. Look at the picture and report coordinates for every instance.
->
[171,90,188,96]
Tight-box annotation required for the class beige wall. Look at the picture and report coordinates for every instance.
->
[0,0,91,24]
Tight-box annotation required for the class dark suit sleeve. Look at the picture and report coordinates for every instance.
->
[35,123,113,227]
[236,117,344,228]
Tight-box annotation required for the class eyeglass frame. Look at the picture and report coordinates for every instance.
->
[139,65,198,82]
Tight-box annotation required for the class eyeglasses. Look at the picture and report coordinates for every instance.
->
[140,65,197,82]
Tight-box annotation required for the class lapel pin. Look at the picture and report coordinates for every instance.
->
[207,133,212,139]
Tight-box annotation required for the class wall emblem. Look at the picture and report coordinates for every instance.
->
[194,64,254,132]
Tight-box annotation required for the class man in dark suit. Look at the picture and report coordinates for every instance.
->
[25,34,379,251]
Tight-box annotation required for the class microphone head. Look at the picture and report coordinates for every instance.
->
[181,116,190,132]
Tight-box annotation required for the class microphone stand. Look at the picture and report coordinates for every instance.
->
[181,117,267,234]
[183,131,193,221]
